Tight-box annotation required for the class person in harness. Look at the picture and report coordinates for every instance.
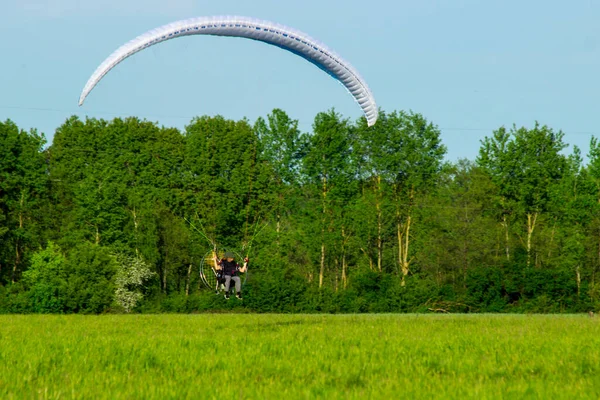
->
[214,251,248,299]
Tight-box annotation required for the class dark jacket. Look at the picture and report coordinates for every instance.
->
[220,260,239,276]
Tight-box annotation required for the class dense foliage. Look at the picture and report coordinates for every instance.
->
[1,109,599,313]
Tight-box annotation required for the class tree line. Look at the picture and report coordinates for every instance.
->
[1,109,599,313]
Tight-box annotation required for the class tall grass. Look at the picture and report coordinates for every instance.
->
[1,314,599,399]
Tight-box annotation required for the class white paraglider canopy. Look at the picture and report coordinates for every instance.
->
[79,16,378,126]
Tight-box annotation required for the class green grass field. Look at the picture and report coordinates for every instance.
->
[1,314,599,399]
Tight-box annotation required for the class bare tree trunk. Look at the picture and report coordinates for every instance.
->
[526,212,538,267]
[319,242,325,289]
[276,218,281,247]
[360,248,374,271]
[502,215,510,261]
[397,217,402,274]
[576,265,581,297]
[319,174,327,289]
[185,263,193,296]
[342,255,347,289]
[401,214,412,285]
[397,215,412,286]
[398,188,414,286]
[12,242,20,284]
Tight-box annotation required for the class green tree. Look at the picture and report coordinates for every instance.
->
[478,123,568,266]
[355,111,446,283]
[254,109,308,254]
[0,120,48,284]
[49,116,185,250]
[184,115,261,249]
[302,110,353,288]
[62,243,118,314]
[22,242,67,313]
[421,160,498,288]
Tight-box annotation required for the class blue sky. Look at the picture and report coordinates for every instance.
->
[1,0,598,162]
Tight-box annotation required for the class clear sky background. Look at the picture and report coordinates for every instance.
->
[1,0,598,162]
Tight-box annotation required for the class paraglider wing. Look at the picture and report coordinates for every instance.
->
[79,16,378,126]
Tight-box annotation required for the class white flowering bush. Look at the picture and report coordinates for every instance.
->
[114,255,155,313]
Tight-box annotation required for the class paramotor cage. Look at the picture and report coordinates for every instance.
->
[199,248,248,290]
